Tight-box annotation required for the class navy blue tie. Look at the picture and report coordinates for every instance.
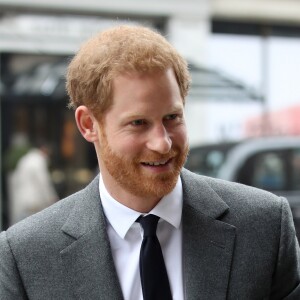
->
[138,214,172,300]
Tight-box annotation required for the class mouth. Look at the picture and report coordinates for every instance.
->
[141,158,171,167]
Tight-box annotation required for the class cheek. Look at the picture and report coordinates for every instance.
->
[107,135,144,156]
[172,126,188,147]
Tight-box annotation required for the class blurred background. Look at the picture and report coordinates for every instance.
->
[0,0,300,234]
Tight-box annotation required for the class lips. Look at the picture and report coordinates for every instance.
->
[141,158,173,167]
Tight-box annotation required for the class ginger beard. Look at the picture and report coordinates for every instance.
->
[99,130,189,199]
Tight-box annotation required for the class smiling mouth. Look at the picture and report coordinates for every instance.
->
[141,159,171,166]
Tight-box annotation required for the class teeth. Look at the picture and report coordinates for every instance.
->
[144,160,168,166]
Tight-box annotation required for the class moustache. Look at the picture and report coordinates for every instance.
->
[135,148,179,163]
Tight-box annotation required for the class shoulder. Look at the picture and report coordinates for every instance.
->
[180,169,297,258]
[4,191,79,248]
[3,175,100,251]
[181,168,287,221]
[181,167,282,202]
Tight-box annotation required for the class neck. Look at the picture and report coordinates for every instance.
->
[113,193,161,213]
[100,172,161,213]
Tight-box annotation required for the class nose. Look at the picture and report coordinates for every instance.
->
[146,124,172,154]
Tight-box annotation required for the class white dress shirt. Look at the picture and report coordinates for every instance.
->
[99,174,184,300]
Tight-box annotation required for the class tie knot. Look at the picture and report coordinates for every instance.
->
[139,214,159,237]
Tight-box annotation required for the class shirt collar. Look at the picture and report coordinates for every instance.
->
[99,174,183,239]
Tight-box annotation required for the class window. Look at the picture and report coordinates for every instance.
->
[292,149,300,190]
[236,150,286,191]
[236,148,300,192]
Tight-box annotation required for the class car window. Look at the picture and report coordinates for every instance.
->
[185,142,238,177]
[235,150,287,191]
[252,153,286,190]
[292,149,300,190]
[185,149,224,177]
[236,148,300,192]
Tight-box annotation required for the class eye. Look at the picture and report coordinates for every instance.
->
[131,119,146,126]
[165,114,178,121]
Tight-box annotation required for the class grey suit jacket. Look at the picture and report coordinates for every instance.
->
[1,168,300,299]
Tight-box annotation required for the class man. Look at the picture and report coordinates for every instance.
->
[0,25,299,299]
[7,141,58,224]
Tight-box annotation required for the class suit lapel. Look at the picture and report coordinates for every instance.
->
[181,169,236,300]
[59,170,236,299]
[60,176,123,299]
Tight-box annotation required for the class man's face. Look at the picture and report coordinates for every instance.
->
[97,68,189,205]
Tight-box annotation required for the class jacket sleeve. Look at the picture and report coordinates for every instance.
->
[270,198,300,299]
[0,231,28,300]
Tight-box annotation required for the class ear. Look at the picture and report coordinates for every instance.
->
[75,106,99,142]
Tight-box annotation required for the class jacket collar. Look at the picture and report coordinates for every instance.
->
[60,176,123,299]
[181,168,236,299]
[180,168,229,219]
[61,170,236,299]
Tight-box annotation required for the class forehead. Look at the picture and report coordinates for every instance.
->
[112,68,182,101]
[103,69,183,121]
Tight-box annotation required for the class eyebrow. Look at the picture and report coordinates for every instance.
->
[122,105,184,120]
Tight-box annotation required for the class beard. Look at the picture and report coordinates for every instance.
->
[99,133,189,200]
